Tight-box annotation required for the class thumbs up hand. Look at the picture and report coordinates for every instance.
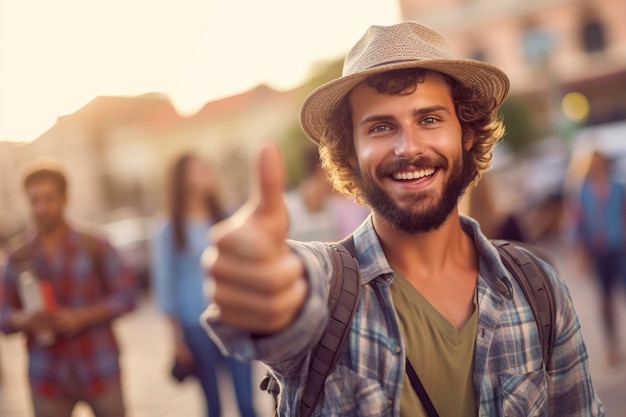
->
[204,144,307,334]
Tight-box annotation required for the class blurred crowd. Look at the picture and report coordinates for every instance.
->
[0,136,624,416]
[0,145,370,417]
[464,139,626,368]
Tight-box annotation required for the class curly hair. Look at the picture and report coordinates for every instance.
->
[319,68,505,203]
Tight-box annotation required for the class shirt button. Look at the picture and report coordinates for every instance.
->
[395,345,401,354]
[388,397,393,406]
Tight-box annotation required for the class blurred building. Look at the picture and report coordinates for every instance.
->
[402,0,626,240]
[401,0,626,130]
[4,0,626,241]
[0,86,302,239]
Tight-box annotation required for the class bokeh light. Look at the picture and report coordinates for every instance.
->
[561,91,590,122]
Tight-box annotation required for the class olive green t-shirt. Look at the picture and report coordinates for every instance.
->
[390,271,478,417]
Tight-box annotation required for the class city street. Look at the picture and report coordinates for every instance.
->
[543,241,626,416]
[1,241,625,416]
[0,296,275,417]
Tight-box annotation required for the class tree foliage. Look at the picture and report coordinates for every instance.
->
[280,58,344,189]
[499,96,540,153]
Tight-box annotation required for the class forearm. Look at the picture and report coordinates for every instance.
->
[76,302,116,327]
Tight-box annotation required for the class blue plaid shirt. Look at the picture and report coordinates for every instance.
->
[204,215,604,416]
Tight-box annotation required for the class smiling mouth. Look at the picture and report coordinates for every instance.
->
[392,168,436,181]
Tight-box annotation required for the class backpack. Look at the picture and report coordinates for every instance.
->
[260,237,556,417]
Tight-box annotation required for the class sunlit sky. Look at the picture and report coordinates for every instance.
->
[0,0,401,142]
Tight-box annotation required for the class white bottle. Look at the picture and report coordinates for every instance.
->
[17,271,55,346]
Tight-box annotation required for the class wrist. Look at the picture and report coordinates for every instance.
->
[78,303,110,327]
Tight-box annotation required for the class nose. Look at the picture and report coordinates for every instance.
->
[394,125,426,159]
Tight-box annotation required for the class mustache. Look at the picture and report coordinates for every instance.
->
[376,155,448,178]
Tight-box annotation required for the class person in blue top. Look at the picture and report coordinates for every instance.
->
[574,150,626,367]
[151,153,257,417]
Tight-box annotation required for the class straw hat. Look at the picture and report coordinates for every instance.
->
[300,21,510,144]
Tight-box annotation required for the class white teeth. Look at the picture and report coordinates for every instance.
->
[393,168,435,180]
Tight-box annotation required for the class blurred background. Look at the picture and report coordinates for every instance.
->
[1,0,626,416]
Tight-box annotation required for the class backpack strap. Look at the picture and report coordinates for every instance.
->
[259,236,361,416]
[298,235,360,417]
[338,234,357,258]
[492,240,556,371]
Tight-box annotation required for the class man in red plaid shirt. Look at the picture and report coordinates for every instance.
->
[0,159,137,417]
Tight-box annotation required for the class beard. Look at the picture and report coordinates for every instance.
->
[34,214,64,234]
[355,150,474,234]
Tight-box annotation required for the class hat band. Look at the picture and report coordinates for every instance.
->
[365,58,423,70]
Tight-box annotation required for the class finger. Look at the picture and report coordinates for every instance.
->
[254,143,286,217]
[208,212,290,261]
[209,218,271,259]
[213,278,308,333]
[209,250,304,295]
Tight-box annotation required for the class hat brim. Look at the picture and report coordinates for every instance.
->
[300,59,510,144]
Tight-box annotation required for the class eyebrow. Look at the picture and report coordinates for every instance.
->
[412,105,450,117]
[358,105,451,126]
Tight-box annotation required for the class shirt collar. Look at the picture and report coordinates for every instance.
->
[459,215,513,299]
[31,223,80,255]
[352,215,394,285]
[352,214,513,298]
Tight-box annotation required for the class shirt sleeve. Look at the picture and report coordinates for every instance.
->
[0,261,22,334]
[544,261,605,416]
[201,240,333,376]
[149,222,176,316]
[98,237,138,317]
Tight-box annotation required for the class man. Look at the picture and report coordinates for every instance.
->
[0,160,137,417]
[203,22,604,416]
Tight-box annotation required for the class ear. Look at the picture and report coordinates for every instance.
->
[347,140,358,168]
[348,154,357,169]
[462,129,475,151]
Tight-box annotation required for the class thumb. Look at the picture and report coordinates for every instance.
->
[253,143,286,217]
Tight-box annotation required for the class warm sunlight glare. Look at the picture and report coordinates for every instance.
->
[0,0,400,142]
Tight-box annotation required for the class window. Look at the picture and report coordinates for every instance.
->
[470,49,487,62]
[522,26,555,66]
[581,18,606,53]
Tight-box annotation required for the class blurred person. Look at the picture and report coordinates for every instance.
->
[0,159,137,417]
[525,191,565,241]
[285,146,369,241]
[570,150,626,366]
[462,172,528,242]
[0,236,5,381]
[202,22,603,416]
[150,153,257,417]
[460,172,499,239]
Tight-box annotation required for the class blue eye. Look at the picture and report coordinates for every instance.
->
[371,125,391,133]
